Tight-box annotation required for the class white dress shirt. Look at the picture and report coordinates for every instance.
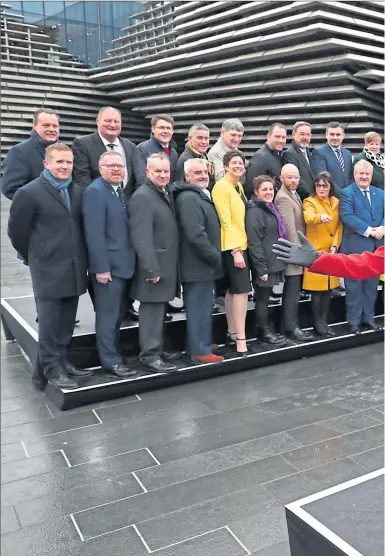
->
[99,132,128,186]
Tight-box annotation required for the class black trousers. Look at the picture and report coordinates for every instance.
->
[91,275,129,367]
[138,302,166,361]
[281,275,302,332]
[254,285,273,329]
[37,296,79,378]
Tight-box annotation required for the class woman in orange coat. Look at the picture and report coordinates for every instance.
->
[302,172,343,337]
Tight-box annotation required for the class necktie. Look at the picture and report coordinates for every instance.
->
[107,143,115,151]
[116,186,127,210]
[163,146,170,157]
[335,148,345,171]
[295,192,302,206]
[364,189,371,205]
[302,149,310,165]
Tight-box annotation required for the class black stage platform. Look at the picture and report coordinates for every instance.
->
[285,468,384,556]
[1,293,383,410]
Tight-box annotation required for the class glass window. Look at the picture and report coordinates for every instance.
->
[8,1,22,10]
[44,2,65,17]
[99,1,112,26]
[22,1,44,15]
[84,1,98,24]
[64,1,85,23]
[20,10,44,23]
[112,1,141,27]
[44,16,67,44]
[65,20,86,62]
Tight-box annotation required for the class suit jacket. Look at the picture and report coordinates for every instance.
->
[312,143,353,196]
[7,174,87,299]
[274,185,305,276]
[1,136,46,200]
[282,142,316,200]
[134,136,178,188]
[245,143,283,198]
[82,177,136,279]
[129,179,179,302]
[72,132,136,197]
[339,182,384,255]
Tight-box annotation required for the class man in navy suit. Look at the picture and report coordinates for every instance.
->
[312,122,353,197]
[339,160,384,334]
[83,151,137,378]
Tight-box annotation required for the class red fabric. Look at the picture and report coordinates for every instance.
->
[309,247,384,280]
[163,146,170,157]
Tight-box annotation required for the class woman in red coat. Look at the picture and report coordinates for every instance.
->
[273,232,384,280]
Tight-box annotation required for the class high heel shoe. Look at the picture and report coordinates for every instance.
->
[235,337,249,358]
[225,331,236,346]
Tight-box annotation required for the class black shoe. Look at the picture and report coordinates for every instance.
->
[48,372,79,390]
[162,351,182,361]
[300,291,310,301]
[258,327,287,345]
[164,313,173,322]
[286,327,314,342]
[269,292,282,299]
[314,328,335,338]
[103,363,137,378]
[126,307,139,321]
[268,296,280,305]
[74,320,80,326]
[140,358,177,373]
[64,362,94,378]
[212,304,221,314]
[167,303,185,313]
[225,331,236,346]
[361,322,383,331]
[349,325,361,335]
[331,288,344,297]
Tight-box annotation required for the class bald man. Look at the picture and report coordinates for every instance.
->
[275,164,315,342]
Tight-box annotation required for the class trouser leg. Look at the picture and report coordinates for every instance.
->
[311,291,328,334]
[282,275,302,332]
[344,279,363,325]
[57,296,79,363]
[38,298,64,378]
[139,302,166,361]
[183,281,214,356]
[92,275,125,367]
[254,285,272,329]
[362,277,380,324]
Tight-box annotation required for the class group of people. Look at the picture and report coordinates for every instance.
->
[2,107,384,391]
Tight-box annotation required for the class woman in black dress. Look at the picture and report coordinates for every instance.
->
[246,175,287,345]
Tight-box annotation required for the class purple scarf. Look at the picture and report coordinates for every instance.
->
[267,202,288,239]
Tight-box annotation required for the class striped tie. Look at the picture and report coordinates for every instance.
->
[335,148,345,171]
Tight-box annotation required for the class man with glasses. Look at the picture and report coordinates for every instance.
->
[83,151,137,379]
[134,114,178,188]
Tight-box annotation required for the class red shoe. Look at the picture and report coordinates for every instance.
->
[191,354,224,364]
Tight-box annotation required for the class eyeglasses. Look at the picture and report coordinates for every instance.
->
[100,164,125,169]
[315,183,330,189]
[155,126,173,132]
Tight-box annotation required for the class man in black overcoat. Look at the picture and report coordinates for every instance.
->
[8,144,93,390]
[129,153,180,373]
[282,121,316,200]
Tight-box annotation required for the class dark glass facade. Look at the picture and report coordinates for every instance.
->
[6,1,141,66]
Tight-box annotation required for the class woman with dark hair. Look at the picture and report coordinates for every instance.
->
[302,171,343,337]
[212,149,250,356]
[246,175,287,345]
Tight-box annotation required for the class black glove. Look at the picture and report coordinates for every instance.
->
[272,231,320,268]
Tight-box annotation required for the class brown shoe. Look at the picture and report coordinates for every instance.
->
[191,354,224,364]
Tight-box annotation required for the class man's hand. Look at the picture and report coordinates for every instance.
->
[260,274,268,281]
[152,276,160,283]
[371,227,384,240]
[272,231,320,268]
[96,271,112,285]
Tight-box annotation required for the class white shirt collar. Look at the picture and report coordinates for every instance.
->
[99,132,119,147]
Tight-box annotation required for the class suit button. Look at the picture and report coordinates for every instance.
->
[330,234,333,237]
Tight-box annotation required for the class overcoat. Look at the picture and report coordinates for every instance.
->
[302,195,343,291]
[129,179,180,302]
[274,185,305,276]
[7,173,88,299]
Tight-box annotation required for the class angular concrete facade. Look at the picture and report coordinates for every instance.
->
[92,0,384,154]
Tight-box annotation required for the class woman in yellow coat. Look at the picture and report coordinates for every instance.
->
[303,171,343,337]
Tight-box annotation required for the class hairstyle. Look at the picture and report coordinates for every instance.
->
[151,114,174,127]
[253,175,274,192]
[223,149,246,168]
[33,108,59,125]
[146,152,170,168]
[97,106,121,119]
[364,131,382,145]
[98,151,123,165]
[293,121,312,132]
[267,123,286,135]
[312,171,335,197]
[354,159,373,173]
[188,123,209,136]
[45,142,71,160]
[326,121,345,131]
[184,158,208,173]
[221,118,244,133]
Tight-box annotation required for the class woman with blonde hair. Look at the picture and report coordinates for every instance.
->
[353,131,384,189]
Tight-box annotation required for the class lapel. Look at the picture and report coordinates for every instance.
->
[102,179,128,220]
[146,180,174,211]
[352,182,372,215]
[92,132,108,158]
[325,143,345,180]
[293,142,313,177]
[41,177,71,213]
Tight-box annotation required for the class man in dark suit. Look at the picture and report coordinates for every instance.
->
[282,121,316,200]
[134,114,178,187]
[72,106,138,321]
[312,122,353,197]
[7,144,93,390]
[129,153,180,373]
[83,151,137,378]
[339,160,384,334]
[2,108,60,200]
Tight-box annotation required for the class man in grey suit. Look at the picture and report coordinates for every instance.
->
[312,122,353,197]
[282,121,316,200]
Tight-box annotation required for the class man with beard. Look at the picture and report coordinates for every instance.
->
[282,121,316,200]
[175,123,215,190]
